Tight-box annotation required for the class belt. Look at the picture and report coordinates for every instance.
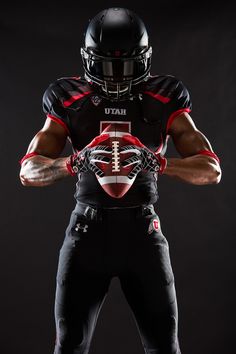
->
[73,202,156,221]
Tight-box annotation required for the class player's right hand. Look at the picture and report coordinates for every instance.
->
[66,134,112,177]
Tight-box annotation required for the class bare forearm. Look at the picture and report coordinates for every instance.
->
[20,156,70,187]
[163,155,222,185]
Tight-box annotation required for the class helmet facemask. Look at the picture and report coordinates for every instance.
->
[81,46,152,100]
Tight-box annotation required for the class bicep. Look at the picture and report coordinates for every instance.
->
[25,118,68,159]
[168,112,214,158]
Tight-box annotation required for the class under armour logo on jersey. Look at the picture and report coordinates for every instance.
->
[139,94,143,101]
[74,222,88,233]
[91,95,102,106]
[105,108,127,115]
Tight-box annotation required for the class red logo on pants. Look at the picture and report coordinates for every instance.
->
[148,218,159,234]
[153,219,159,230]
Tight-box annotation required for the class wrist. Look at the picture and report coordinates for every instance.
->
[159,156,167,174]
[155,153,167,174]
[66,154,78,176]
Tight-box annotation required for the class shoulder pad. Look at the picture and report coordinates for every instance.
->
[54,77,93,107]
[43,76,93,112]
[143,75,185,103]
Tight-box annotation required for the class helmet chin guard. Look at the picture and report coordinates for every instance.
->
[80,7,152,100]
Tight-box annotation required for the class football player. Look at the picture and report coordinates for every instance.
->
[19,7,221,354]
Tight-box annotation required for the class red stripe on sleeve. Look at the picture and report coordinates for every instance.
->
[19,152,39,165]
[62,91,91,107]
[197,150,220,163]
[144,91,171,103]
[166,108,191,134]
[47,114,70,135]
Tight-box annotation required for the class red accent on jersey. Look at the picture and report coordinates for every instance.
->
[144,91,171,103]
[197,150,220,163]
[19,152,39,165]
[62,91,91,107]
[47,114,70,135]
[100,121,131,134]
[71,76,81,80]
[166,108,191,133]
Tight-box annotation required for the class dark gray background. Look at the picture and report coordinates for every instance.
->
[1,0,235,353]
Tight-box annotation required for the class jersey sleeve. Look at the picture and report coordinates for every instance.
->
[165,79,192,134]
[42,82,70,135]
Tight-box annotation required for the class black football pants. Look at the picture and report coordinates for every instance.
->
[53,202,181,354]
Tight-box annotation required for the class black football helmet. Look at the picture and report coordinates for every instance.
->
[81,7,152,100]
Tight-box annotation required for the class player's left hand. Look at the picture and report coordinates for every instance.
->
[120,135,167,179]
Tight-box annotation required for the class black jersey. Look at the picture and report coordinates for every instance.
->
[42,75,192,207]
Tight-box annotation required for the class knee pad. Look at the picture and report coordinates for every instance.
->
[55,317,90,353]
[56,318,68,347]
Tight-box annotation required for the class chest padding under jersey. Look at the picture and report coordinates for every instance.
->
[42,75,192,207]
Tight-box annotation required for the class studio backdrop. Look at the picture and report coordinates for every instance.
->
[1,1,235,353]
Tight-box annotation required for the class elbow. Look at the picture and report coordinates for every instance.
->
[208,164,222,185]
[193,163,222,185]
[19,174,30,187]
[19,170,32,187]
[212,169,222,184]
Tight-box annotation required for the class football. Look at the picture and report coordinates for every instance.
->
[95,122,136,198]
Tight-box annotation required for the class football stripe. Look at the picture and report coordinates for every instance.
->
[98,176,135,185]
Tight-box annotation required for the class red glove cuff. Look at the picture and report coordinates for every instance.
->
[66,154,78,176]
[155,153,167,175]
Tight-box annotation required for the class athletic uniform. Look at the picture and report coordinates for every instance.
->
[43,74,192,354]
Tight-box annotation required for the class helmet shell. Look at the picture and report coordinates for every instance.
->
[81,7,152,100]
[85,7,149,57]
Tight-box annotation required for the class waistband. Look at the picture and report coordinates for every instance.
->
[73,202,156,221]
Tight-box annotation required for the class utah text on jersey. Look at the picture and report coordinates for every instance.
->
[105,108,127,115]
